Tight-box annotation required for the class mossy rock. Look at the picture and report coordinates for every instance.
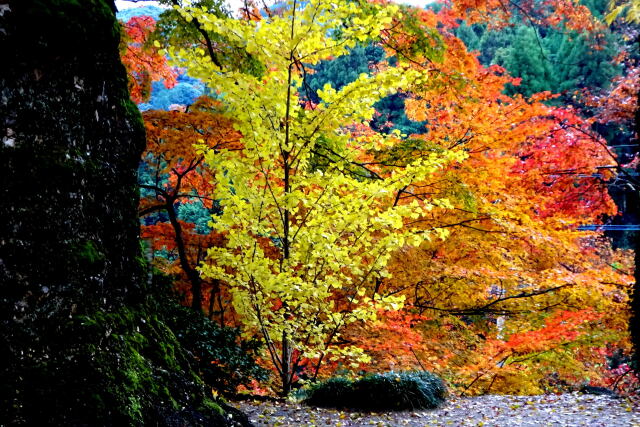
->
[0,1,251,425]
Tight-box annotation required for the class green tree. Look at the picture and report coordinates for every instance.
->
[553,31,620,95]
[494,26,556,97]
[304,44,386,102]
[455,22,481,52]
[304,44,424,135]
[476,24,513,65]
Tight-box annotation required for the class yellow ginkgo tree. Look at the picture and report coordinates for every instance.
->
[169,0,464,394]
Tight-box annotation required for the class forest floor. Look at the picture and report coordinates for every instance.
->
[234,393,640,426]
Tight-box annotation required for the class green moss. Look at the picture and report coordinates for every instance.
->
[75,302,244,424]
[122,96,145,130]
[201,398,225,415]
[79,308,152,423]
[74,240,105,264]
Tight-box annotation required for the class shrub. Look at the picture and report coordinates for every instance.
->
[163,301,269,395]
[303,371,447,411]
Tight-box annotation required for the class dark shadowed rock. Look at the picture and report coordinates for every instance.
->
[0,1,250,425]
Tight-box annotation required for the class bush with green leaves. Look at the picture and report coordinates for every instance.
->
[303,371,447,411]
[163,301,269,395]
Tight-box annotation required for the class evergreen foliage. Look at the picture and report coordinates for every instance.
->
[146,74,205,110]
[454,2,621,103]
[303,44,425,135]
[494,26,555,97]
[303,371,448,411]
[552,31,620,95]
[161,287,269,395]
[304,44,386,102]
[117,4,165,22]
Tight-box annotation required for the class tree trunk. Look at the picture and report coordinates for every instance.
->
[280,331,294,396]
[0,1,248,425]
[165,200,204,312]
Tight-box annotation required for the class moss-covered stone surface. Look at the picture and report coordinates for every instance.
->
[0,1,249,425]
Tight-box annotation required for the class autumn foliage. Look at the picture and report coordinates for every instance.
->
[139,96,242,315]
[124,0,637,397]
[120,15,177,103]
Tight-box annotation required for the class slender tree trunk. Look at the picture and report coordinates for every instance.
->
[281,331,293,396]
[165,200,204,311]
[275,0,297,397]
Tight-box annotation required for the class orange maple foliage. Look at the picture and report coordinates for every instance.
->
[454,309,603,395]
[443,0,600,32]
[141,96,242,213]
[326,7,635,395]
[140,96,243,317]
[120,15,178,103]
[339,309,431,373]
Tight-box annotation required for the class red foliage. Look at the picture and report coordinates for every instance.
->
[120,16,177,103]
[512,107,618,221]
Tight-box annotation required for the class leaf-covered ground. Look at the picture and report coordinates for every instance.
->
[234,393,640,426]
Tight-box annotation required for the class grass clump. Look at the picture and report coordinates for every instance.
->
[303,371,447,411]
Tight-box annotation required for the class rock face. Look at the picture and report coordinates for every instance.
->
[0,1,247,425]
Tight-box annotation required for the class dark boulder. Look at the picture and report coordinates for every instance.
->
[0,1,249,425]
